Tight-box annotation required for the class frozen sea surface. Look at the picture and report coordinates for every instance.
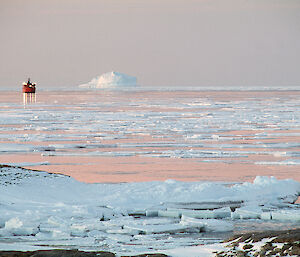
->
[0,89,300,255]
[0,165,300,254]
[0,90,299,183]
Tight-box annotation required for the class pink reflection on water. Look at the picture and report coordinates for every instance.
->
[0,153,299,184]
[0,90,299,185]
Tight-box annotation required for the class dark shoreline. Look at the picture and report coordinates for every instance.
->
[0,228,300,257]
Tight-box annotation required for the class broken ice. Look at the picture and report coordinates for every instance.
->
[0,166,300,253]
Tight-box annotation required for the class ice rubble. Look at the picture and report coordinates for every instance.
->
[79,71,137,88]
[0,166,300,253]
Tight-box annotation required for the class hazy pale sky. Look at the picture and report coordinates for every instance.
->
[1,0,300,89]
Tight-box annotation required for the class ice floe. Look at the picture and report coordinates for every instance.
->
[255,159,300,165]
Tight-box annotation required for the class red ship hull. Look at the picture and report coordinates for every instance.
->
[22,85,36,93]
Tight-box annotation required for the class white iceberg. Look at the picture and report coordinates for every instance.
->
[79,71,137,88]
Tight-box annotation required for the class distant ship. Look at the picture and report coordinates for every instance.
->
[22,78,36,93]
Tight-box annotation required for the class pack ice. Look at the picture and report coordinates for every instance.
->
[79,71,137,88]
[0,165,300,254]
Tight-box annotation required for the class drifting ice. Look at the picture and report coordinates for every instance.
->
[79,71,137,88]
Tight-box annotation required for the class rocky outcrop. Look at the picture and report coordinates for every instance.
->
[216,228,300,257]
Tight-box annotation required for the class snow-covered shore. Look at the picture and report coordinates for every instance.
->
[1,165,300,255]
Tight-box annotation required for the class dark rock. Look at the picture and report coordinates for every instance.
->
[226,228,300,244]
[236,251,246,257]
[242,244,253,250]
[289,244,300,256]
[216,228,300,257]
[0,252,31,257]
[261,242,274,251]
[215,251,225,257]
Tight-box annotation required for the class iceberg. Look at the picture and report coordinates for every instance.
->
[79,71,137,88]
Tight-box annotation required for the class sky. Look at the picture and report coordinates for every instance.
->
[1,0,300,89]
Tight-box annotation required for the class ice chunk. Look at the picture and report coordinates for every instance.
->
[273,152,287,157]
[70,224,89,237]
[101,216,135,228]
[255,159,300,166]
[123,223,198,234]
[36,229,70,239]
[106,228,140,235]
[261,212,272,220]
[271,210,300,221]
[231,208,261,219]
[145,210,159,217]
[158,210,181,218]
[180,215,233,232]
[47,216,68,227]
[236,176,300,205]
[202,219,233,232]
[167,207,231,219]
[79,71,137,88]
[166,201,242,210]
[0,143,33,153]
[179,215,204,230]
[212,134,220,140]
[5,217,23,230]
[87,230,106,239]
[127,209,146,216]
[4,217,38,236]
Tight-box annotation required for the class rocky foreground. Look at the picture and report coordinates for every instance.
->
[215,228,300,257]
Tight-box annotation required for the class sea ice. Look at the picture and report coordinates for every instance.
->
[231,207,262,219]
[262,210,300,221]
[255,159,300,166]
[180,215,233,232]
[1,166,300,254]
[165,207,231,219]
[3,217,39,236]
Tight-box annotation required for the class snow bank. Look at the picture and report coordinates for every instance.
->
[0,165,300,254]
[79,71,137,88]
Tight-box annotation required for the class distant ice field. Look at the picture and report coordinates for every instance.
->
[0,90,299,183]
